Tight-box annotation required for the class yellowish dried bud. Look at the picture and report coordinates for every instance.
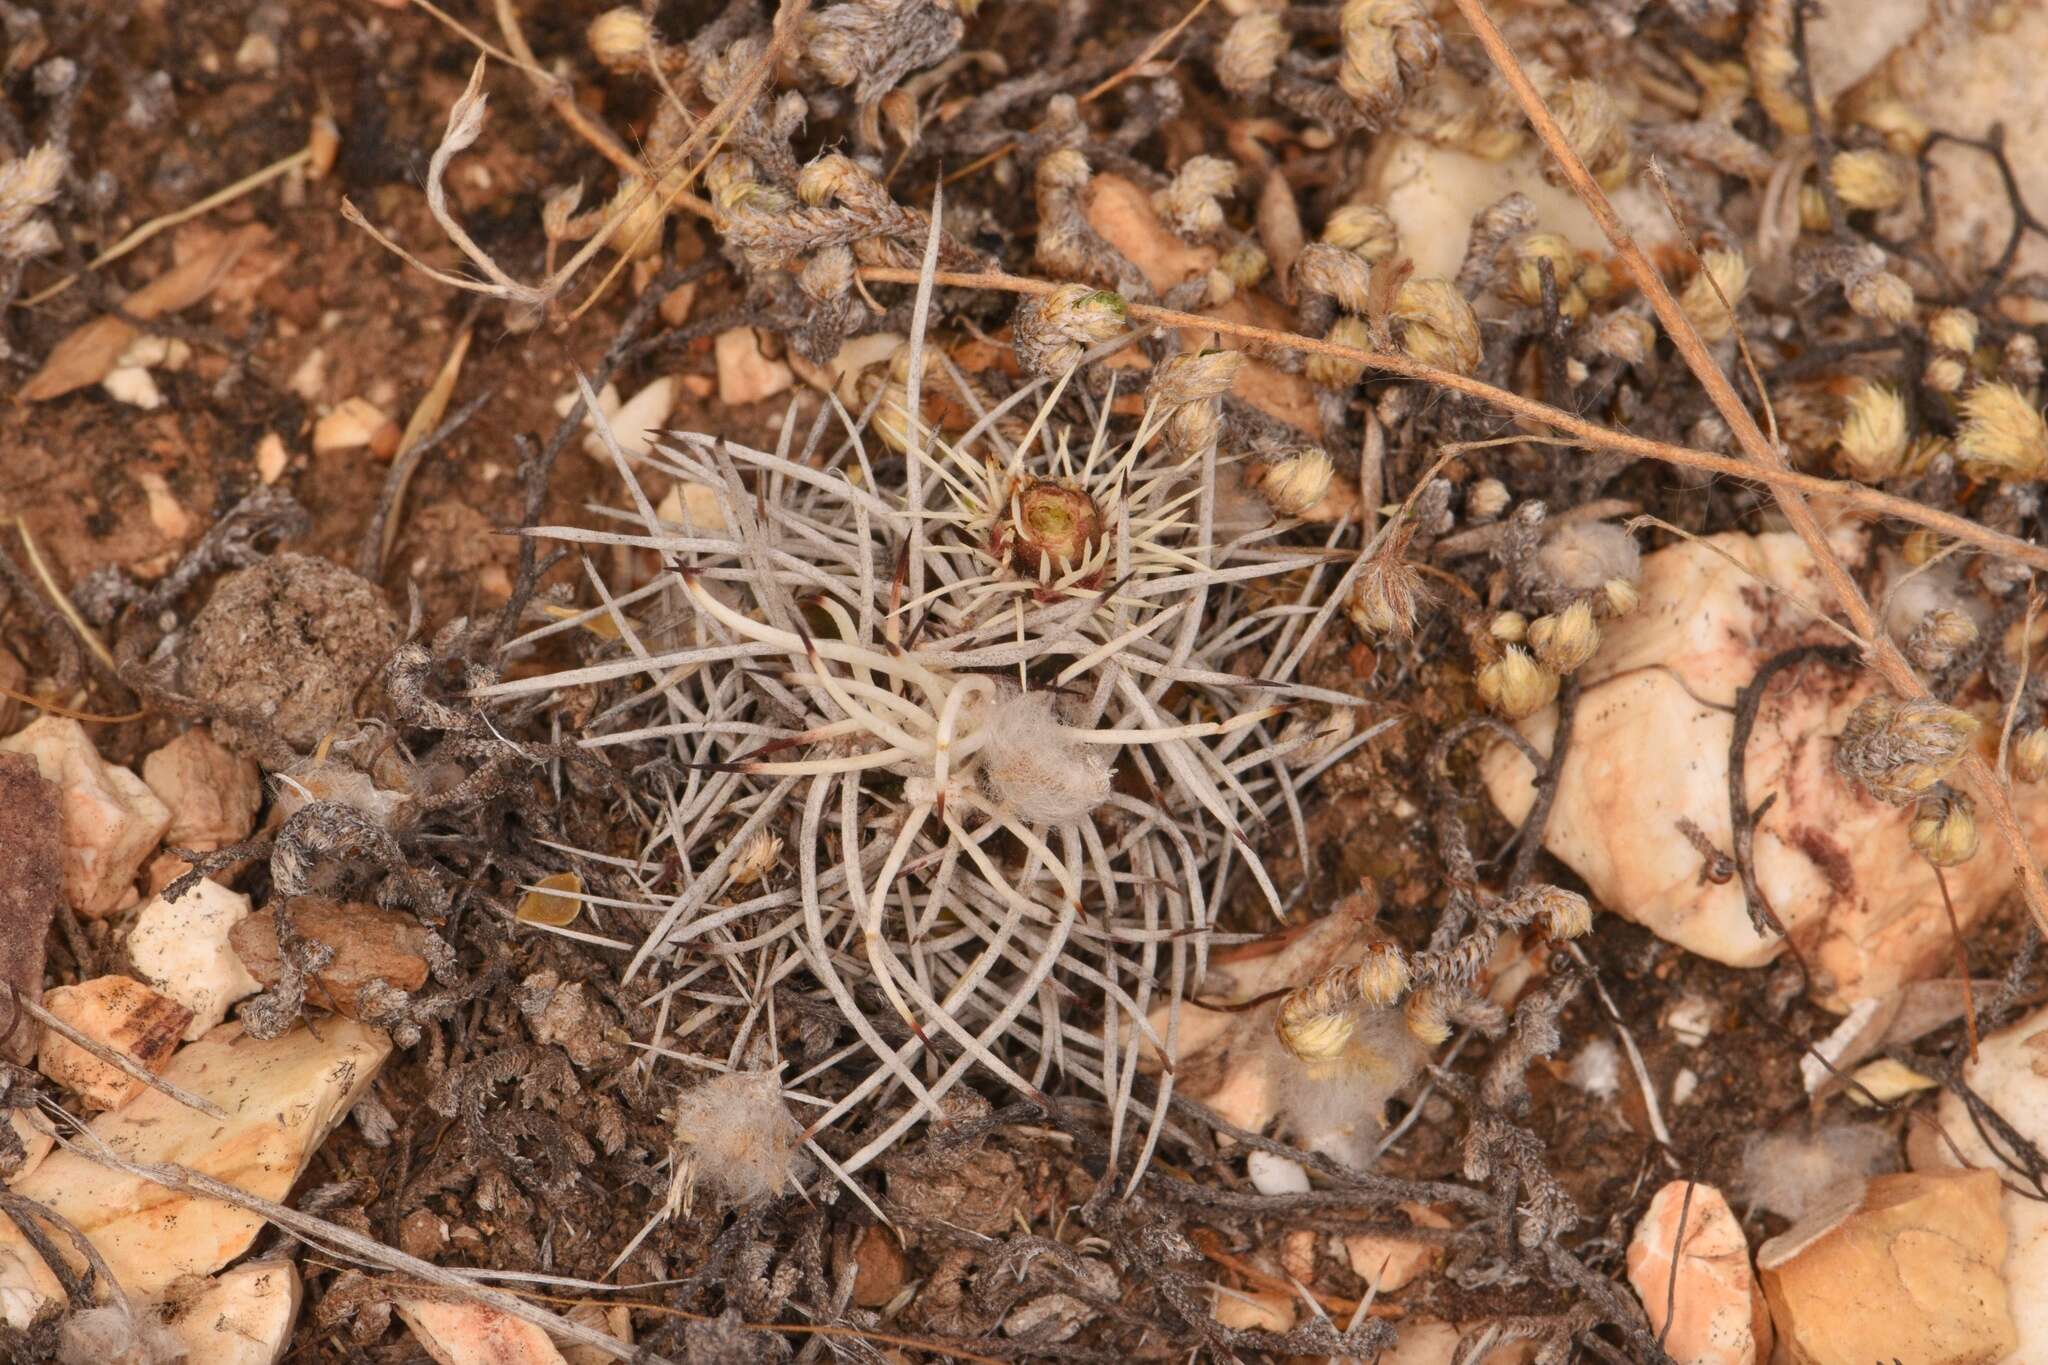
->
[1835,380,1910,483]
[1307,314,1374,389]
[1746,0,1809,135]
[1929,308,1979,357]
[1527,600,1600,674]
[1013,284,1128,375]
[1293,242,1375,314]
[605,174,672,259]
[2014,728,2048,784]
[1923,353,1969,395]
[1549,79,1631,190]
[1489,610,1527,643]
[1404,986,1452,1046]
[1589,311,1656,367]
[1901,529,1941,567]
[729,831,784,887]
[1477,645,1558,720]
[796,245,856,302]
[1679,250,1749,344]
[1217,12,1288,97]
[587,7,650,69]
[1531,885,1593,939]
[1253,448,1335,517]
[1906,608,1978,672]
[1845,91,1928,156]
[1347,539,1428,638]
[1910,794,1977,867]
[1392,277,1481,375]
[1846,269,1915,324]
[1323,204,1400,263]
[1956,381,2048,481]
[1602,576,1639,618]
[1466,477,1510,523]
[1005,480,1103,578]
[1829,149,1912,212]
[796,152,861,207]
[1498,232,1581,308]
[1218,244,1269,295]
[1149,348,1244,407]
[1834,695,1979,803]
[1799,184,1832,233]
[1338,0,1441,126]
[1279,1009,1356,1063]
[1153,155,1239,239]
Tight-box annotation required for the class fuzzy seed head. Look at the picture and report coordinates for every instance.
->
[2014,728,2048,784]
[1500,231,1581,307]
[672,1070,812,1207]
[1347,543,1428,638]
[1589,311,1656,367]
[1153,155,1239,239]
[1148,348,1244,407]
[1466,477,1510,523]
[1323,204,1400,263]
[1489,610,1527,643]
[1834,695,1980,803]
[1013,284,1127,375]
[2004,333,2044,388]
[797,152,862,207]
[605,174,672,259]
[1293,242,1375,315]
[587,7,650,68]
[1007,479,1104,578]
[1679,250,1750,343]
[1532,885,1594,939]
[1550,79,1631,189]
[974,689,1115,824]
[1477,646,1559,720]
[1337,0,1442,125]
[1924,353,1969,394]
[1219,242,1270,289]
[1846,269,1915,324]
[1252,448,1336,518]
[797,244,856,301]
[1307,314,1374,389]
[1527,599,1601,674]
[1929,307,1979,356]
[1602,576,1640,617]
[1530,521,1641,603]
[1905,608,1978,673]
[1956,381,2048,481]
[1835,380,1910,483]
[1404,986,1452,1045]
[1910,793,1978,867]
[729,831,784,888]
[1391,277,1481,375]
[1217,11,1288,96]
[1829,149,1912,212]
[1279,1008,1356,1063]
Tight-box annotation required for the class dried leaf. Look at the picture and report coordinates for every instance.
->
[516,872,584,927]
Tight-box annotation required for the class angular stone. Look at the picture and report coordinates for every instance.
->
[0,1017,390,1318]
[1919,1003,2048,1362]
[714,327,795,407]
[37,975,191,1110]
[230,897,432,1017]
[1344,1202,1452,1292]
[1758,1170,2014,1365]
[142,727,262,852]
[397,1299,568,1365]
[0,717,171,917]
[1484,531,2048,1011]
[1626,1182,1770,1365]
[0,753,61,1063]
[161,1259,301,1365]
[127,880,263,1039]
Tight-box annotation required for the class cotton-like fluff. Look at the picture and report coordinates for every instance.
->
[55,1305,182,1365]
[1530,521,1641,601]
[1735,1123,1895,1221]
[1272,1005,1429,1169]
[672,1070,813,1206]
[973,689,1113,825]
[1566,1038,1622,1099]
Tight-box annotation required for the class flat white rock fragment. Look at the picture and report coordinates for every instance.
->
[162,1259,302,1365]
[398,1299,569,1365]
[126,879,264,1039]
[0,717,170,917]
[0,1017,390,1320]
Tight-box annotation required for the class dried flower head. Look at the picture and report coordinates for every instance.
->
[1391,277,1481,375]
[1499,231,1581,307]
[1845,269,1915,324]
[1834,695,1980,803]
[1275,940,1413,1061]
[2014,728,2048,784]
[1529,520,1641,605]
[1292,242,1375,315]
[1347,531,1429,638]
[801,0,965,105]
[587,7,650,70]
[1909,793,1978,867]
[1746,0,1809,135]
[728,831,784,888]
[1323,204,1400,263]
[1602,576,1639,617]
[1835,380,1910,483]
[1404,985,1452,1045]
[1679,249,1749,344]
[2004,334,2043,388]
[1527,599,1600,674]
[671,1070,813,1209]
[1588,310,1656,367]
[1956,381,2048,481]
[1003,479,1104,579]
[1905,608,1978,672]
[1149,347,1244,407]
[1924,353,1969,394]
[1477,645,1558,720]
[1153,155,1239,240]
[1217,11,1288,97]
[1829,149,1912,212]
[1251,447,1335,517]
[1012,284,1127,376]
[1307,314,1374,389]
[1548,79,1631,190]
[1466,477,1510,523]
[1337,0,1442,127]
[0,142,66,261]
[1489,610,1528,643]
[1218,241,1270,289]
[1929,308,1980,358]
[1529,885,1593,938]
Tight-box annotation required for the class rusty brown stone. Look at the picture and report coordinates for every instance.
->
[230,896,431,1017]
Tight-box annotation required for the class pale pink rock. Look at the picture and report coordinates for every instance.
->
[714,327,795,406]
[0,717,171,917]
[142,726,262,852]
[36,974,191,1109]
[1344,1202,1452,1292]
[397,1300,568,1365]
[1626,1182,1770,1365]
[1372,1320,1537,1363]
[162,1259,301,1365]
[1483,531,2048,1012]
